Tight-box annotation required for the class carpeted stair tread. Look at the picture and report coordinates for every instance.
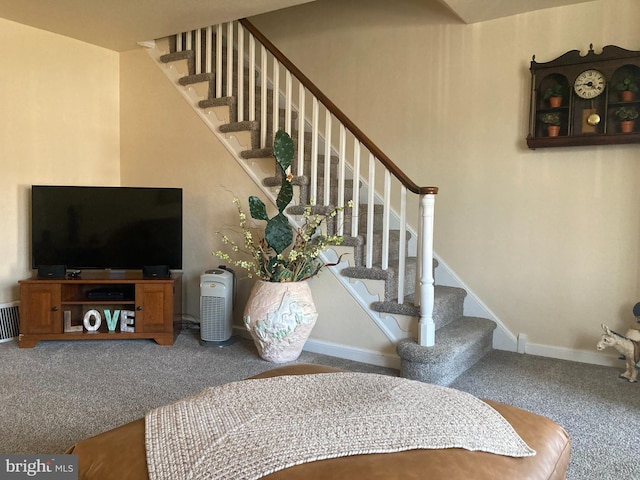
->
[160,50,193,63]
[241,147,273,159]
[286,204,338,216]
[397,317,497,386]
[199,96,236,109]
[341,254,431,276]
[160,51,195,75]
[240,134,305,160]
[293,175,355,189]
[341,229,410,265]
[339,234,365,248]
[178,72,215,86]
[371,284,464,326]
[219,120,259,133]
[264,175,308,188]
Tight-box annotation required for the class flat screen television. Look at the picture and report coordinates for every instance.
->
[31,185,183,270]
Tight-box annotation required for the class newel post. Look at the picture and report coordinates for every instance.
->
[415,190,437,347]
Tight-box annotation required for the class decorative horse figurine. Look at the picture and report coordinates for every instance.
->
[596,324,639,383]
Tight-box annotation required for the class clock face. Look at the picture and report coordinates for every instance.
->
[573,69,606,99]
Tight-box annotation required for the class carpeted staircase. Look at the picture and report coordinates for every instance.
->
[151,20,496,386]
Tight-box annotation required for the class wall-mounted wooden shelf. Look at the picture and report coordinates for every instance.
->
[527,45,640,149]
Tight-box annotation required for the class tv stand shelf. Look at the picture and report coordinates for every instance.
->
[18,271,182,348]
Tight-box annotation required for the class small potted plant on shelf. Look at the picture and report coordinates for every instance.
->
[540,112,561,137]
[543,84,564,108]
[616,76,638,102]
[615,106,638,133]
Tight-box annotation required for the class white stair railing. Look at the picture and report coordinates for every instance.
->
[170,19,439,347]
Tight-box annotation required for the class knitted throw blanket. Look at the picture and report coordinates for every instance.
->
[145,372,535,480]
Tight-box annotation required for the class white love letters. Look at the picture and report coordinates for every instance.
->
[82,309,135,333]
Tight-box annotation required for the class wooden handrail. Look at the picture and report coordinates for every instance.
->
[239,18,438,196]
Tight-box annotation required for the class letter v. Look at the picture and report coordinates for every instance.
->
[104,309,121,332]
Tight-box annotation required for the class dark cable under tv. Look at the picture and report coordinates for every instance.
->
[86,288,126,300]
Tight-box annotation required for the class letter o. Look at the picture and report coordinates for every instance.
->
[83,309,102,332]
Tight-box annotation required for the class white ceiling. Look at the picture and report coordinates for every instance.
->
[0,0,317,52]
[0,0,597,52]
[440,0,596,23]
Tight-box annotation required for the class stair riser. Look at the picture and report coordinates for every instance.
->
[432,288,465,330]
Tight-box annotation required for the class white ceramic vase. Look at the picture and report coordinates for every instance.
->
[243,280,318,363]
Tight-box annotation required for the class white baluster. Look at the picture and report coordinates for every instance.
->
[285,71,292,135]
[323,110,332,206]
[310,97,319,204]
[351,141,361,237]
[272,58,280,135]
[237,23,244,122]
[397,186,407,304]
[260,46,267,148]
[297,87,306,176]
[195,29,201,75]
[366,153,375,269]
[337,125,346,236]
[215,24,222,98]
[226,22,233,97]
[381,169,391,270]
[248,34,255,121]
[205,27,212,74]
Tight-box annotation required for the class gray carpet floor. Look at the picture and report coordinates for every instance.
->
[1,326,638,479]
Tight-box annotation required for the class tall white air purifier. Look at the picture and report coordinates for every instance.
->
[200,268,234,345]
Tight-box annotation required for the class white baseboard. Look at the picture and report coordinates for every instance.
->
[305,337,623,370]
[521,341,621,367]
[303,338,401,369]
[238,326,621,370]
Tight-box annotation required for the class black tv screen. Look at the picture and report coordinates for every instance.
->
[31,185,183,270]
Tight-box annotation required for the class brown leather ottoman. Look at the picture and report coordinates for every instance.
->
[67,364,570,479]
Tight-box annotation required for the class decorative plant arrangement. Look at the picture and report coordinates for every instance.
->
[214,130,350,283]
[214,129,353,363]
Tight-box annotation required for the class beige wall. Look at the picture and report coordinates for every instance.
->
[0,17,120,303]
[250,0,640,353]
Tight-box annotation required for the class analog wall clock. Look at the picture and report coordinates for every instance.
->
[573,69,606,99]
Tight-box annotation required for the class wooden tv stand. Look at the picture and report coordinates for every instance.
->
[18,271,182,348]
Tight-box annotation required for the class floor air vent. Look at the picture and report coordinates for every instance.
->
[0,301,19,343]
